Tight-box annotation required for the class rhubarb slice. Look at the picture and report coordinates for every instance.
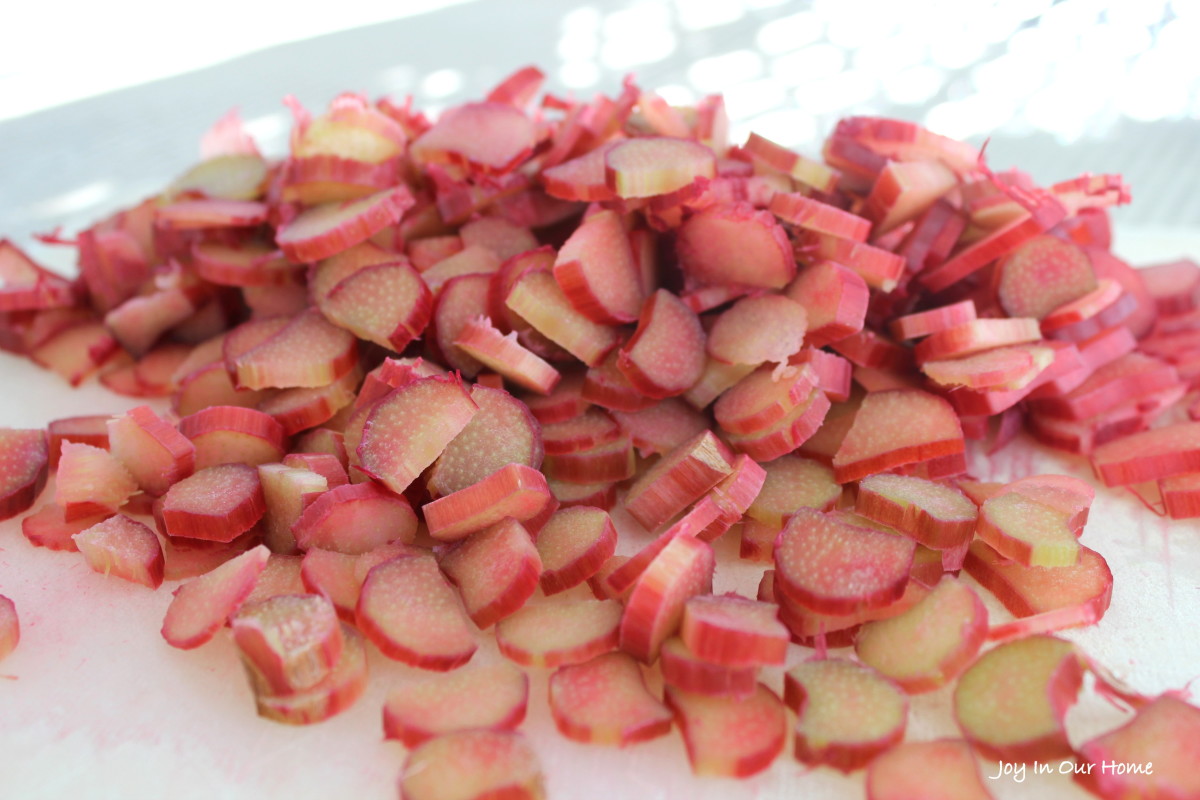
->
[427,384,543,498]
[953,634,1083,762]
[785,658,908,772]
[357,375,478,495]
[619,534,714,663]
[231,594,344,695]
[616,289,706,399]
[399,730,544,800]
[384,662,529,747]
[158,463,265,542]
[251,623,367,726]
[439,517,542,629]
[548,652,673,745]
[774,507,915,615]
[356,554,477,671]
[0,428,49,521]
[865,739,994,800]
[604,136,715,198]
[665,683,787,777]
[496,598,622,668]
[1074,695,1200,800]
[680,593,788,667]
[552,208,643,324]
[535,506,617,594]
[854,473,977,551]
[292,481,418,554]
[423,463,553,542]
[161,545,270,649]
[275,186,414,262]
[73,514,165,589]
[832,389,965,483]
[623,430,733,531]
[676,203,795,289]
[854,577,988,693]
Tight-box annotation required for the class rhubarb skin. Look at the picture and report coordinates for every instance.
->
[0,428,49,521]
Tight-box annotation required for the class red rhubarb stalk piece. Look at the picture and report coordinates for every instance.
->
[0,428,49,521]
[411,102,535,174]
[399,730,545,800]
[21,503,107,551]
[706,294,808,366]
[232,594,344,695]
[48,415,111,468]
[161,544,271,649]
[854,577,988,693]
[785,658,909,773]
[496,598,622,668]
[888,300,977,341]
[785,261,869,348]
[504,268,621,367]
[233,309,359,391]
[604,136,715,199]
[616,289,706,399]
[833,389,965,483]
[535,506,618,594]
[746,455,841,526]
[384,662,529,747]
[953,634,1084,762]
[427,384,543,499]
[54,442,139,521]
[548,652,673,745]
[423,463,554,542]
[293,481,418,554]
[357,375,478,495]
[73,514,165,589]
[964,540,1113,640]
[854,473,977,551]
[553,209,643,324]
[676,203,796,289]
[865,740,994,800]
[250,623,368,726]
[275,186,414,262]
[623,430,733,531]
[996,234,1098,320]
[680,593,788,667]
[438,517,542,629]
[666,683,787,778]
[619,534,714,663]
[453,317,561,395]
[356,554,477,671]
[158,463,266,543]
[319,261,432,352]
[774,507,915,616]
[1074,695,1200,800]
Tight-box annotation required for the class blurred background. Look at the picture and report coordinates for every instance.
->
[2,0,1198,267]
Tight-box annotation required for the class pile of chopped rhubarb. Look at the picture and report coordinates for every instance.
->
[1,66,1199,799]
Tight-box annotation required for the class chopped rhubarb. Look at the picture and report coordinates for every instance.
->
[233,309,359,391]
[0,428,49,521]
[666,683,787,778]
[293,481,417,554]
[356,554,476,670]
[399,730,544,800]
[953,634,1083,762]
[746,455,841,526]
[453,317,561,395]
[232,593,344,695]
[548,652,673,745]
[179,405,286,470]
[357,375,478,495]
[158,463,265,542]
[774,507,915,615]
[423,463,553,542]
[676,203,796,289]
[55,441,138,521]
[384,662,529,747]
[319,260,432,353]
[785,658,908,773]
[251,623,367,726]
[21,503,106,551]
[535,506,617,594]
[619,534,714,663]
[411,102,535,174]
[854,473,977,551]
[833,389,965,483]
[623,430,733,531]
[616,289,706,399]
[706,294,808,366]
[505,268,621,367]
[275,186,414,262]
[439,517,542,628]
[604,136,715,199]
[1074,695,1200,800]
[496,598,622,668]
[964,540,1113,640]
[73,514,165,589]
[427,384,542,498]
[865,739,994,800]
[680,593,788,667]
[854,577,988,693]
[107,406,195,496]
[553,209,643,324]
[161,544,270,649]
